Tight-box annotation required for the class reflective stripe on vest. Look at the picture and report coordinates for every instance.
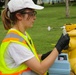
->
[0,68,31,75]
[0,29,40,75]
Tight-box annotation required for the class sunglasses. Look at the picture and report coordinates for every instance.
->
[21,10,37,16]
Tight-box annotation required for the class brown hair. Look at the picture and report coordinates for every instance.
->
[1,8,12,30]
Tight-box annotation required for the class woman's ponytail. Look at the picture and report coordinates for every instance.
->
[1,8,12,30]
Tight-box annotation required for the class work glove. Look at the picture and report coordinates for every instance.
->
[61,34,69,50]
[55,34,70,54]
[41,50,52,60]
[41,34,70,60]
[63,45,69,50]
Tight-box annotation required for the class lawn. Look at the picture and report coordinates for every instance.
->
[0,4,76,54]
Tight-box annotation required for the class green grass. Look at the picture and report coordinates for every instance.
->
[0,4,76,54]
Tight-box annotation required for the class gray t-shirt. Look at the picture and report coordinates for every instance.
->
[4,43,34,68]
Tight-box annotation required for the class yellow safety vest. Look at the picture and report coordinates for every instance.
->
[0,29,43,75]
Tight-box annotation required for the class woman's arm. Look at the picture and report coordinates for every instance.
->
[25,48,58,75]
[38,54,42,60]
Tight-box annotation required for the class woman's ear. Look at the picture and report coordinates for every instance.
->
[15,13,23,20]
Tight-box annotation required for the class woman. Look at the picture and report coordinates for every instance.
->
[0,0,70,75]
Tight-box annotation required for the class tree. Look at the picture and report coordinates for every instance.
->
[5,0,9,8]
[65,0,70,18]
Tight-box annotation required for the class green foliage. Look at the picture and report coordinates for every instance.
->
[0,4,76,54]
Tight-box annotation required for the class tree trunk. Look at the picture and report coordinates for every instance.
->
[5,0,9,8]
[65,0,70,18]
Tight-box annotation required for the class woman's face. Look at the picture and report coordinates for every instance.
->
[21,9,37,29]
